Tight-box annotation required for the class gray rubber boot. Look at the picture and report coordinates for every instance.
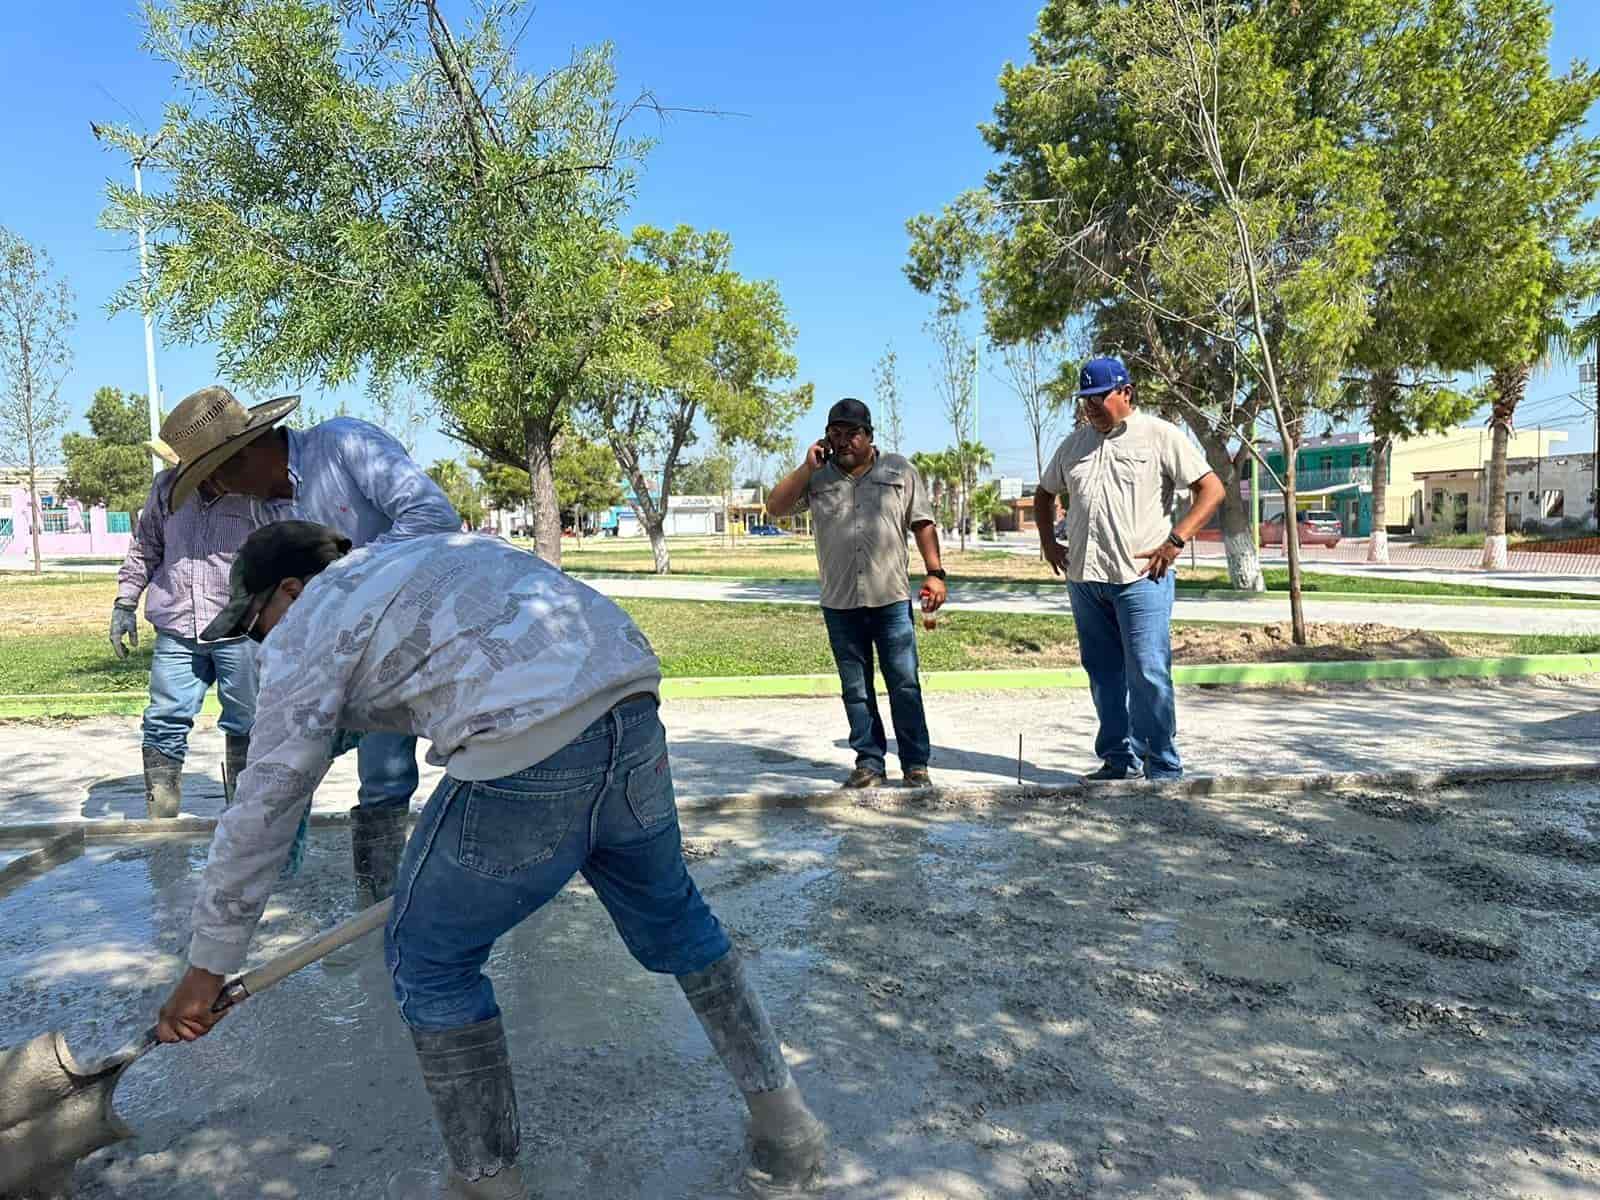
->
[324,804,408,969]
[221,734,250,809]
[352,803,409,905]
[141,746,182,819]
[679,948,827,1192]
[386,1017,526,1200]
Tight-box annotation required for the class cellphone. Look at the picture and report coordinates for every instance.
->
[819,434,835,465]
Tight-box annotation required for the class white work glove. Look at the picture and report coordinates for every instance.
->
[110,602,140,659]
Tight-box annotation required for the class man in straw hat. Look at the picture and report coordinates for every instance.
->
[155,521,828,1199]
[114,416,269,819]
[160,385,460,924]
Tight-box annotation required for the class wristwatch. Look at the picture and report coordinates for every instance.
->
[1165,531,1186,550]
[927,568,948,581]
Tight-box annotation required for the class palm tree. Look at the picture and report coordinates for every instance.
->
[968,481,1010,537]
[1482,302,1599,567]
[952,440,994,550]
[910,449,961,535]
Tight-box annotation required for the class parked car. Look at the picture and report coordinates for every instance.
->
[1260,510,1343,548]
[748,524,788,536]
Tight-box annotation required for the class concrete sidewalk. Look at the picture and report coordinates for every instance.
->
[583,573,1600,636]
[2,678,1595,828]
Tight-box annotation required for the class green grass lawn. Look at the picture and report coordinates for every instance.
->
[4,594,1598,694]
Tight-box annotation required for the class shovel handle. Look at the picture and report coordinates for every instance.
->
[211,897,395,1014]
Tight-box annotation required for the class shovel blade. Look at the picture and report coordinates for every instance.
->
[0,1031,135,1195]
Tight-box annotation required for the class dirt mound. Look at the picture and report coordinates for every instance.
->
[1172,621,1460,663]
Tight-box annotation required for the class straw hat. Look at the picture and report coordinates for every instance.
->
[163,386,300,508]
[146,437,180,467]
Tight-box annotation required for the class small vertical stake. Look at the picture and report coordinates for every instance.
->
[1017,733,1023,786]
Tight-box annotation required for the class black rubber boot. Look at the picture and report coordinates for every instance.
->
[386,1017,526,1199]
[325,804,408,969]
[141,746,182,819]
[679,949,827,1192]
[221,734,250,809]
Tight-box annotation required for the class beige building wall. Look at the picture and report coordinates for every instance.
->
[1388,427,1566,530]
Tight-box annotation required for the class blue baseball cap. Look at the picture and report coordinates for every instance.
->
[1074,356,1132,397]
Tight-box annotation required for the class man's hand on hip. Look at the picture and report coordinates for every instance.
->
[110,602,139,659]
[1137,541,1182,580]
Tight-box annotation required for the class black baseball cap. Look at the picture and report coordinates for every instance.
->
[827,397,873,431]
[201,520,352,641]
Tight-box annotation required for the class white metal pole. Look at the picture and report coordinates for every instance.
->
[134,157,162,476]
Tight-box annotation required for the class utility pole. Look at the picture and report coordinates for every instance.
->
[1536,424,1543,523]
[1583,362,1600,530]
[91,122,167,476]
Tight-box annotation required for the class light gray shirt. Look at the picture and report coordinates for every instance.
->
[187,533,661,975]
[257,417,461,549]
[1040,411,1212,584]
[797,452,934,609]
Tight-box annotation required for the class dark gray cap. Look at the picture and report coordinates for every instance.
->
[201,520,352,641]
[827,397,872,431]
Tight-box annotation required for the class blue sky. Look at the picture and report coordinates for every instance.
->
[2,0,1597,481]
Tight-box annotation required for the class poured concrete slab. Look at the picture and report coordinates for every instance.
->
[2,780,1598,1198]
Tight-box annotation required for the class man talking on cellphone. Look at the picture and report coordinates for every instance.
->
[766,398,945,788]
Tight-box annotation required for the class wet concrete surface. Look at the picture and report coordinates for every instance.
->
[2,779,1599,1198]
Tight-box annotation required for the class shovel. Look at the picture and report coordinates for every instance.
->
[0,897,394,1196]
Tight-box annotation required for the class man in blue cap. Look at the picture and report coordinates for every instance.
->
[1033,358,1224,780]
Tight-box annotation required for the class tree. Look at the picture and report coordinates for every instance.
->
[61,386,156,514]
[0,228,74,574]
[929,311,977,549]
[588,225,809,574]
[553,436,622,538]
[910,448,961,533]
[102,0,652,566]
[909,0,1390,640]
[872,343,905,453]
[425,459,481,530]
[673,453,735,496]
[372,391,429,457]
[998,334,1067,482]
[968,480,1010,537]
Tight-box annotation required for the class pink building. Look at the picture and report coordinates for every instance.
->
[0,468,134,562]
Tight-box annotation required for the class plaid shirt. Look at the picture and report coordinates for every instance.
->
[117,470,263,640]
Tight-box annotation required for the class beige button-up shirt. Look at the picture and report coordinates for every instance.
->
[798,452,935,609]
[1040,411,1212,584]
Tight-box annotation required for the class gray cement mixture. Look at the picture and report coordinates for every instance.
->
[1,779,1597,1198]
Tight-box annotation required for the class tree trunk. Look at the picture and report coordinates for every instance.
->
[611,442,672,575]
[1367,369,1399,565]
[26,469,42,576]
[645,515,670,573]
[1481,364,1526,571]
[524,417,563,565]
[1186,416,1263,592]
[1272,424,1306,645]
[1367,434,1391,565]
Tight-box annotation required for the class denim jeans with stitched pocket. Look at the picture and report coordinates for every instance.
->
[1066,573,1182,779]
[142,632,257,761]
[820,600,931,774]
[386,695,730,1031]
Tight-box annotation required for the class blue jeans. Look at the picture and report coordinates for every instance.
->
[1067,575,1182,779]
[356,732,419,813]
[386,696,730,1031]
[821,601,931,774]
[142,632,257,761]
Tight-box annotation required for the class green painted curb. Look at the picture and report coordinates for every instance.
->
[7,652,1596,716]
